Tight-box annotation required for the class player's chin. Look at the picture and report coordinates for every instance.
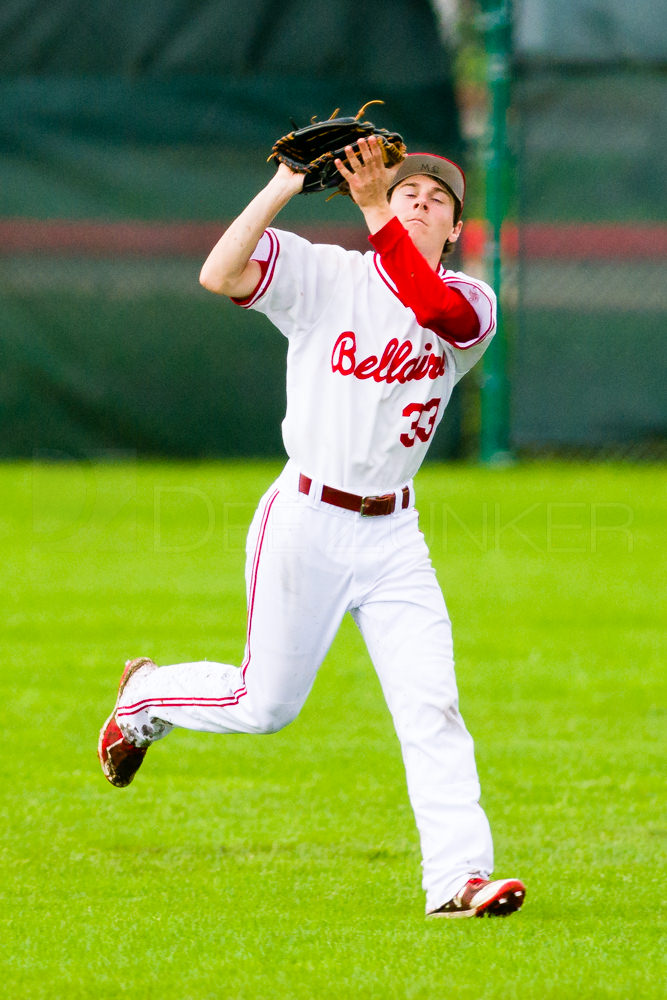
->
[405,220,431,243]
[404,223,432,253]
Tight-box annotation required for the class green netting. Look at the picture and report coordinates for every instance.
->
[511,65,667,456]
[0,0,469,459]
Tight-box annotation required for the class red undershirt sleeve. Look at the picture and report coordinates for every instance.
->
[369,216,480,346]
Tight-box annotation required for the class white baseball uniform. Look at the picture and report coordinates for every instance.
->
[117,217,497,912]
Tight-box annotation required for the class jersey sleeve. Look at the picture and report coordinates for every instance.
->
[441,269,497,381]
[230,230,280,308]
[231,227,346,338]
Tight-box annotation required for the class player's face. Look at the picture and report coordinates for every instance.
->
[389,176,463,265]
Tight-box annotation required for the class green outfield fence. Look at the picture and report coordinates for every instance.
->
[507,0,667,460]
[0,0,665,461]
[0,0,469,461]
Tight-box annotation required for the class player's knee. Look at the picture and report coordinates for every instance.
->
[395,684,460,735]
[253,700,299,734]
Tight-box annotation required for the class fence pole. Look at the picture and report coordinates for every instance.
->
[478,0,513,463]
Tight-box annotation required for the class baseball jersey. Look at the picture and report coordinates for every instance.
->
[234,218,496,494]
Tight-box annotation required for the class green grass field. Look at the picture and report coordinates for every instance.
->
[1,459,665,999]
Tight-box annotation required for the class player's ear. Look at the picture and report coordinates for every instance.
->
[441,220,463,261]
[448,220,463,244]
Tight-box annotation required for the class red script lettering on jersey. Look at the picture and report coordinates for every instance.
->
[331,332,446,384]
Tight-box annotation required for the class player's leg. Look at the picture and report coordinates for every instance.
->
[110,477,353,746]
[351,512,495,914]
[115,489,350,741]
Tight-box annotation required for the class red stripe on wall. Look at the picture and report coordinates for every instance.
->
[460,220,667,260]
[0,219,368,256]
[0,218,665,260]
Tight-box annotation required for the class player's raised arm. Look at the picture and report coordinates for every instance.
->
[199,164,304,299]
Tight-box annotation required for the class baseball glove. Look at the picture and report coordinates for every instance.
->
[267,100,407,195]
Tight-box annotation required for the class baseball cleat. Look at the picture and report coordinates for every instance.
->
[427,877,526,918]
[98,657,156,787]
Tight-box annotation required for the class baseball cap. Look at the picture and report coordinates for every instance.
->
[388,153,466,209]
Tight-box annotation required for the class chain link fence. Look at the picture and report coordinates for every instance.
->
[507,1,666,460]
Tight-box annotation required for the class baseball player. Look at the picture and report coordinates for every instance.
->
[99,136,525,918]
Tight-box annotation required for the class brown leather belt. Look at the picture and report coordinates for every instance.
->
[298,474,410,517]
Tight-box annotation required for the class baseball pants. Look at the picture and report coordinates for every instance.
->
[116,461,494,911]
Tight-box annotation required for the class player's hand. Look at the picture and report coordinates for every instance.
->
[272,161,306,196]
[334,135,401,210]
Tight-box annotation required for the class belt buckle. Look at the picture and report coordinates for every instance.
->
[360,495,373,517]
[360,493,395,517]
